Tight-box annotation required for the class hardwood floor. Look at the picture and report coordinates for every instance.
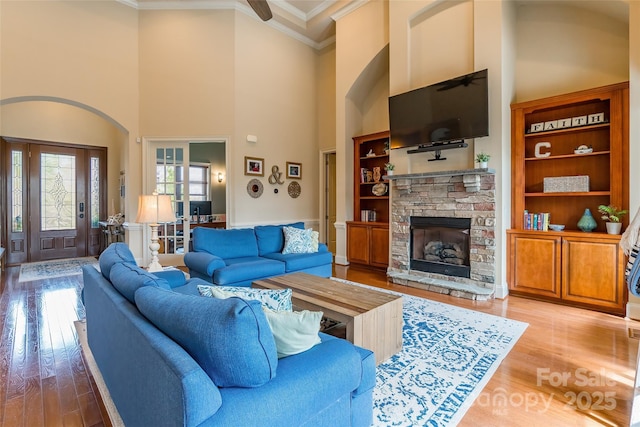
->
[0,266,109,427]
[0,262,636,426]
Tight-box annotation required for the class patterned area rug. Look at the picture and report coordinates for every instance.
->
[331,278,528,426]
[19,257,99,283]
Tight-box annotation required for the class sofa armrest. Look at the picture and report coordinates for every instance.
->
[153,269,187,289]
[184,252,226,277]
[318,243,329,253]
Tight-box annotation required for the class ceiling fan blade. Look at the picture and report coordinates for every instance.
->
[247,0,273,21]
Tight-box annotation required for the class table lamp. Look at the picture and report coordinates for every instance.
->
[136,191,176,272]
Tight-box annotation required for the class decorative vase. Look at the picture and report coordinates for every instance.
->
[577,208,597,232]
[386,170,394,176]
[479,161,488,169]
[606,222,622,235]
[373,167,381,183]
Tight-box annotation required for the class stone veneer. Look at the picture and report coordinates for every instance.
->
[387,169,496,300]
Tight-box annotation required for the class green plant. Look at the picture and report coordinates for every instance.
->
[384,162,395,171]
[475,152,490,163]
[598,204,628,223]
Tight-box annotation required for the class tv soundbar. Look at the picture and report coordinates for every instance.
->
[407,141,468,154]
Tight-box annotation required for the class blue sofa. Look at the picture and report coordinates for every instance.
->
[83,243,374,427]
[184,222,333,286]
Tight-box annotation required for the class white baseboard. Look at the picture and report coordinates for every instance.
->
[494,283,509,299]
[627,301,640,321]
[334,255,349,265]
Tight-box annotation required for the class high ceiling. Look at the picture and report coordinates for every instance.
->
[120,0,630,50]
[120,0,360,49]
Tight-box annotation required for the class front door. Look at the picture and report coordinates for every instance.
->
[3,137,106,264]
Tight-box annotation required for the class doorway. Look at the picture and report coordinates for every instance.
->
[324,151,337,254]
[2,137,106,265]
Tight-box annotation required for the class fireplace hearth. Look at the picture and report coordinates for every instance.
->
[410,216,471,278]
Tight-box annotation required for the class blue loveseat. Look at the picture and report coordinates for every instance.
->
[83,243,374,427]
[184,222,333,286]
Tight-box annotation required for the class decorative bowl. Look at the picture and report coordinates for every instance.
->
[548,224,565,231]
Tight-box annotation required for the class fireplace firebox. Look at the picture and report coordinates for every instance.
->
[410,216,471,278]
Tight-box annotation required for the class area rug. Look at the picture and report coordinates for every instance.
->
[331,278,528,426]
[19,256,98,283]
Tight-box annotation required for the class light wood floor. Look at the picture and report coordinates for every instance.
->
[0,263,637,426]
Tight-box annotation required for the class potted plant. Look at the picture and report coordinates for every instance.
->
[476,152,490,168]
[597,204,628,234]
[384,162,395,176]
[384,140,390,155]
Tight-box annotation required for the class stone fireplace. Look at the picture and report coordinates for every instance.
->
[387,169,496,300]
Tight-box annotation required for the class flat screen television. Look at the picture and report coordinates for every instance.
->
[389,69,489,150]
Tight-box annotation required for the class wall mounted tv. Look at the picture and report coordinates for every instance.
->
[389,69,489,153]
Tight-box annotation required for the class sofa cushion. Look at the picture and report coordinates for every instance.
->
[282,226,318,254]
[214,259,286,285]
[254,222,304,256]
[99,242,137,279]
[263,308,323,358]
[263,250,334,273]
[192,227,258,259]
[198,285,293,311]
[135,286,278,388]
[109,262,172,303]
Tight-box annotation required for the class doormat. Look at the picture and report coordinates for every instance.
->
[18,257,99,283]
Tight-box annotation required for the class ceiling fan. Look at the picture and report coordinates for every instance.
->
[247,0,273,21]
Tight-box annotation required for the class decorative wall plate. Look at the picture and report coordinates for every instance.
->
[247,179,264,198]
[288,181,301,198]
[372,182,388,196]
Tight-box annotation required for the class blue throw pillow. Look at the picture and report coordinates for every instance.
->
[198,285,293,311]
[135,286,278,388]
[254,222,304,255]
[109,262,171,303]
[99,242,136,279]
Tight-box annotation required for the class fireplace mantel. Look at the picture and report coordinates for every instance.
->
[387,168,495,193]
[386,168,495,180]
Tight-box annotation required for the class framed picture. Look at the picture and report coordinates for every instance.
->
[244,156,264,176]
[286,161,302,179]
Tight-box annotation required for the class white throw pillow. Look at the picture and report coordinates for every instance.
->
[262,308,323,358]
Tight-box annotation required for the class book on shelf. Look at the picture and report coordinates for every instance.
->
[523,210,549,231]
[360,210,377,222]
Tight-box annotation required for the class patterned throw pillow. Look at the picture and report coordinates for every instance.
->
[282,226,319,254]
[197,285,293,312]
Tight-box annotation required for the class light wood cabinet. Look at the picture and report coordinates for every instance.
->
[347,131,390,268]
[508,230,626,314]
[508,83,629,315]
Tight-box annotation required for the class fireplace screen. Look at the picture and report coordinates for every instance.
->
[410,216,471,278]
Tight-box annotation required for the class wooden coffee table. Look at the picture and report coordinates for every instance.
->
[253,272,403,364]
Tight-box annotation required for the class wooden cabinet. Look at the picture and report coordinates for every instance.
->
[508,83,629,315]
[347,131,390,268]
[508,230,626,314]
[347,222,389,268]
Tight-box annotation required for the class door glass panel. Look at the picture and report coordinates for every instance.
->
[90,156,100,228]
[155,147,185,254]
[41,153,76,231]
[11,150,23,232]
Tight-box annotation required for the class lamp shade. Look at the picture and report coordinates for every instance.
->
[136,194,176,224]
